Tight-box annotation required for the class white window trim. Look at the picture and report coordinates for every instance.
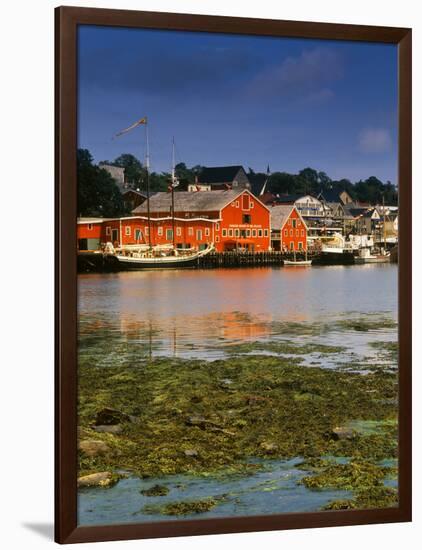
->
[125,226,131,236]
[105,226,111,236]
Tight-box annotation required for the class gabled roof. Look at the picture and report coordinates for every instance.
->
[132,189,247,214]
[198,165,246,184]
[122,189,148,198]
[248,173,268,196]
[269,205,307,230]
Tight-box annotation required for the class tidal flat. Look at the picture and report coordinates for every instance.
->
[77,266,398,524]
[78,336,398,521]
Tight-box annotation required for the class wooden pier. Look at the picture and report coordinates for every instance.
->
[198,250,309,268]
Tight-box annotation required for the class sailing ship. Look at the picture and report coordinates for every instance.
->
[112,118,213,269]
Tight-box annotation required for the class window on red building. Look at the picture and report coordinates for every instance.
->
[222,229,227,237]
[205,228,210,237]
[188,227,193,236]
[292,219,297,228]
[235,229,240,237]
[243,214,251,224]
[196,229,202,241]
[258,229,263,237]
[88,223,93,230]
[228,229,233,237]
[290,242,294,250]
[298,242,303,250]
[135,229,142,241]
[105,226,111,236]
[264,229,269,237]
[242,194,250,210]
[125,226,131,236]
[158,227,163,236]
[176,227,182,236]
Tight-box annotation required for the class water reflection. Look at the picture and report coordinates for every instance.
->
[78,265,398,366]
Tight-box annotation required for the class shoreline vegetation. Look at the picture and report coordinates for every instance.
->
[78,315,398,516]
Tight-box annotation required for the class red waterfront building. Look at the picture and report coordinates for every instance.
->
[269,205,308,252]
[131,189,271,252]
[77,189,271,252]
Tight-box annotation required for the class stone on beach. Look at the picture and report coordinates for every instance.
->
[77,471,117,488]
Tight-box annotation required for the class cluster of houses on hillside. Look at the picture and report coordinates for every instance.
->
[77,164,398,254]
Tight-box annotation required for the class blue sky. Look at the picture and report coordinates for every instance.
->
[78,25,398,184]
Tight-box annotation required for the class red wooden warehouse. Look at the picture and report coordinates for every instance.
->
[132,189,271,252]
[269,205,308,252]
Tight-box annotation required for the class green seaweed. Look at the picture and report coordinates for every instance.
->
[140,484,170,497]
[143,498,218,516]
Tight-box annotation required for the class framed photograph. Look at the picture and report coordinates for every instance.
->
[55,6,412,544]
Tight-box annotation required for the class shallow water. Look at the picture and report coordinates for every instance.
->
[78,458,352,525]
[77,264,398,525]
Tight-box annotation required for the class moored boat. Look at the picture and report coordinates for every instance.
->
[115,244,213,269]
[283,259,312,266]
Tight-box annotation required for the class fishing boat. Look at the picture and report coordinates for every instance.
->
[354,248,390,264]
[113,125,213,269]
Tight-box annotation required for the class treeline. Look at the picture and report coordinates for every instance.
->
[78,148,398,217]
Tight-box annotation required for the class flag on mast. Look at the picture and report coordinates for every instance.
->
[113,117,147,138]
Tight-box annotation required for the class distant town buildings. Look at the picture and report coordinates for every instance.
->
[77,163,398,254]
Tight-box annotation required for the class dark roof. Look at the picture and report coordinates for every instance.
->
[319,189,342,202]
[275,194,306,204]
[198,165,245,184]
[132,189,246,214]
[248,173,268,196]
[122,189,148,198]
[344,206,371,218]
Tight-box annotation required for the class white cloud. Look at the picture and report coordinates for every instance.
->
[248,47,343,99]
[358,128,393,154]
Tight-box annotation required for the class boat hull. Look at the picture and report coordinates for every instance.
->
[312,251,355,265]
[116,255,201,270]
[283,260,312,266]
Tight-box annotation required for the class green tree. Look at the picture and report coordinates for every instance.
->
[111,153,146,187]
[77,149,125,217]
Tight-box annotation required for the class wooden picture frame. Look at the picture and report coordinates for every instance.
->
[55,6,412,544]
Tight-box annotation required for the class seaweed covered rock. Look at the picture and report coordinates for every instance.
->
[331,427,357,441]
[140,484,169,497]
[94,408,135,426]
[143,498,217,516]
[92,424,123,434]
[78,439,111,457]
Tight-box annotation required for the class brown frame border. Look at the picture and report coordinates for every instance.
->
[55,6,412,544]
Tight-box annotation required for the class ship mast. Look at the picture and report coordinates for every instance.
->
[145,121,152,249]
[171,137,176,250]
